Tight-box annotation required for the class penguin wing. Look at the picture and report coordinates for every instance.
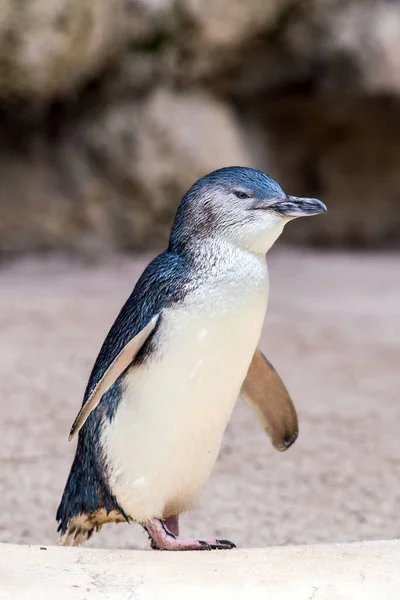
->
[68,314,160,440]
[68,250,191,441]
[240,349,298,451]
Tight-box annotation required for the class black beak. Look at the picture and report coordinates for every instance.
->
[271,196,327,217]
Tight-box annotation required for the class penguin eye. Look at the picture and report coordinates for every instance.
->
[234,190,252,200]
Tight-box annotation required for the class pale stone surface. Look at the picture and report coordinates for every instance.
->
[1,541,400,599]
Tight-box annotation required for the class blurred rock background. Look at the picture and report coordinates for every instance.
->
[0,0,400,256]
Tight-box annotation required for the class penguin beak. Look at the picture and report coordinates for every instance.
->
[270,196,327,217]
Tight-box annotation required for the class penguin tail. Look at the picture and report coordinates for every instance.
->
[57,509,127,546]
[57,514,101,546]
[56,436,130,546]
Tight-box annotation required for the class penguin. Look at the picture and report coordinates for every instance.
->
[57,166,326,550]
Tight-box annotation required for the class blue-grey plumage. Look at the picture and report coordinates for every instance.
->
[56,251,192,538]
[57,166,326,549]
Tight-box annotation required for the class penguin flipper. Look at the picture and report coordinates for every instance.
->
[68,313,160,441]
[240,349,298,451]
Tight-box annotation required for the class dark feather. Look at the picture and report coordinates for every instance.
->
[56,249,191,534]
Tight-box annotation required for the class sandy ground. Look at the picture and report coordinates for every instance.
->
[0,249,399,550]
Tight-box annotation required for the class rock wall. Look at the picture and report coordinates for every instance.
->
[0,0,399,255]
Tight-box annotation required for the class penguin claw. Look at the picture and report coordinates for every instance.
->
[211,539,236,550]
[198,539,236,550]
[144,519,236,551]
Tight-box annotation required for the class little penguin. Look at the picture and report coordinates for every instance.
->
[57,166,326,550]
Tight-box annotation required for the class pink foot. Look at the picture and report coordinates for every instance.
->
[143,518,236,551]
[163,514,180,536]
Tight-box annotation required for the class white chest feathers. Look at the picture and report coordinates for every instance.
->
[101,251,269,522]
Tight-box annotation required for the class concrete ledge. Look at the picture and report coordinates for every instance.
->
[1,541,399,599]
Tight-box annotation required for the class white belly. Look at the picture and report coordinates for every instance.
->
[102,261,268,522]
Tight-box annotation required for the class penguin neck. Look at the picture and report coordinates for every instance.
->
[177,236,268,278]
[176,237,270,317]
[169,227,281,263]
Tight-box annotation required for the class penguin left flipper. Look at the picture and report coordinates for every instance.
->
[240,349,298,451]
[68,314,160,441]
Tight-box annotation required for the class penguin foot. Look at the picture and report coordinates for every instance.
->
[144,518,236,551]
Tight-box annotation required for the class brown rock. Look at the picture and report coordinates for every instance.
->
[0,0,124,104]
[0,89,250,256]
[248,95,400,248]
[1,0,400,253]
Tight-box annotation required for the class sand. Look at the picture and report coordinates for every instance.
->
[0,248,399,550]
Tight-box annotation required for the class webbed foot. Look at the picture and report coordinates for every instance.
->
[143,517,236,551]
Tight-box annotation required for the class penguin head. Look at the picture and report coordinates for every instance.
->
[170,166,326,254]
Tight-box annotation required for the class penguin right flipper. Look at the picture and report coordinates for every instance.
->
[240,349,298,451]
[68,314,160,441]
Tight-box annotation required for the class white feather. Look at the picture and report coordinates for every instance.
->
[101,242,269,522]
